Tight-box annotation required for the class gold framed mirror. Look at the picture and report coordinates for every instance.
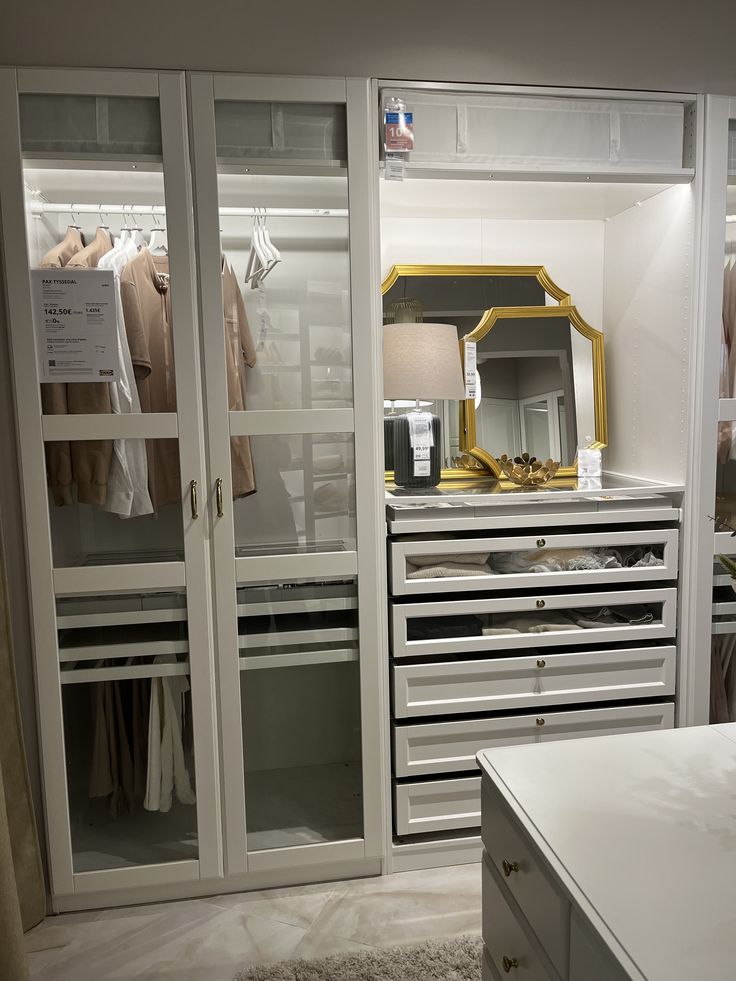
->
[460,305,607,479]
[381,264,574,484]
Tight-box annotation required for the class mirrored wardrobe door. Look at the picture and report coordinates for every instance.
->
[0,68,221,894]
[189,73,382,874]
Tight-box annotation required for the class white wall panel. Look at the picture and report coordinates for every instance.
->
[380,217,483,278]
[603,184,694,483]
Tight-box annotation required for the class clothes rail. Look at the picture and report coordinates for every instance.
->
[30,202,348,218]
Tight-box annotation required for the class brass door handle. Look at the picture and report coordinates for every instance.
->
[536,717,545,726]
[536,658,546,668]
[190,479,198,519]
[502,956,519,973]
[502,859,519,877]
[536,538,546,547]
[216,477,224,518]
[536,599,545,609]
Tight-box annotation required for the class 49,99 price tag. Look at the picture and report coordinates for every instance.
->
[408,412,434,477]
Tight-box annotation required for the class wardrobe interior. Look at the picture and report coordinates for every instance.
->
[379,91,695,488]
[20,91,363,871]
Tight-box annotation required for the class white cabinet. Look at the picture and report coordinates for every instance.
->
[388,504,679,867]
[0,67,383,907]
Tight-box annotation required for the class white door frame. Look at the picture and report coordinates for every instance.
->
[0,67,223,898]
[187,72,385,874]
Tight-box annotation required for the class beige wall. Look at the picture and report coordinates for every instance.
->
[1,0,736,94]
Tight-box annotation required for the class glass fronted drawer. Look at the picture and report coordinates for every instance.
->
[392,645,676,719]
[389,528,678,596]
[391,587,677,658]
[393,702,676,776]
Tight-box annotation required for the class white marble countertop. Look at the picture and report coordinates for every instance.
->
[478,724,736,981]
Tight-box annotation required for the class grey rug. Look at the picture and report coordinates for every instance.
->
[233,936,482,981]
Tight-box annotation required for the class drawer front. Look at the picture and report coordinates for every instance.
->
[393,701,675,776]
[483,791,570,977]
[482,853,558,981]
[392,646,676,719]
[390,527,679,596]
[391,587,677,658]
[394,776,480,836]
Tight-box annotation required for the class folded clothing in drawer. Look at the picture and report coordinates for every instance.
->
[408,615,485,640]
[407,551,493,580]
[404,545,665,581]
[406,605,659,641]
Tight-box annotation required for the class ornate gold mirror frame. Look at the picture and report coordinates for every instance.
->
[460,305,607,479]
[381,264,574,484]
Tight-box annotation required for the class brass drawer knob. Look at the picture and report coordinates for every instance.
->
[536,717,545,726]
[536,538,546,547]
[502,859,519,877]
[536,599,545,609]
[502,956,519,973]
[536,658,546,668]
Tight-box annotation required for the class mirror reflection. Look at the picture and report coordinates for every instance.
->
[381,265,569,470]
[463,306,605,477]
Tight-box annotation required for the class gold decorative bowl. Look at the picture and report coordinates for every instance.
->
[498,453,560,486]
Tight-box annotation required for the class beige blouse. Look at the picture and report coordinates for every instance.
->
[119,250,258,509]
[40,226,114,506]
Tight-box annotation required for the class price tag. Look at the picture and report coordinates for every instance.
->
[384,110,414,152]
[384,157,405,182]
[464,341,477,399]
[407,412,434,477]
[31,269,119,383]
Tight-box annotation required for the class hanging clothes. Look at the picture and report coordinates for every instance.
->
[50,226,116,506]
[88,678,150,816]
[66,227,113,270]
[223,258,257,498]
[144,660,196,813]
[120,248,181,510]
[98,238,153,517]
[38,224,84,268]
[38,227,86,506]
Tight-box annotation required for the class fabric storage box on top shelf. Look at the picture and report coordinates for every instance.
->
[389,527,679,596]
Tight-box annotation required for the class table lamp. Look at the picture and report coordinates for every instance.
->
[383,322,466,488]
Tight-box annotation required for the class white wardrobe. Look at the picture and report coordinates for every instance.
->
[0,69,730,907]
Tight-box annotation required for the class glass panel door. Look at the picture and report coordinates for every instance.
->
[190,75,376,871]
[0,70,220,889]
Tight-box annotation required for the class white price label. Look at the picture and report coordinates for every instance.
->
[384,157,405,182]
[464,341,476,399]
[31,269,119,383]
[407,412,434,477]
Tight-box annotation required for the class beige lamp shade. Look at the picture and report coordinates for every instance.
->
[383,322,465,401]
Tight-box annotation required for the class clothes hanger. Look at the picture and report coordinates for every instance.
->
[245,211,270,287]
[148,211,169,256]
[68,206,82,231]
[119,207,131,244]
[259,208,282,281]
[128,209,147,250]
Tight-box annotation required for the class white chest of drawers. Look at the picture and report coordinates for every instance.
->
[478,724,736,981]
[386,491,680,871]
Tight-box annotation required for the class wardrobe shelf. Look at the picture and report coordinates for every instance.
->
[239,626,358,648]
[57,608,188,629]
[236,597,357,617]
[60,660,190,685]
[59,639,189,662]
[239,647,359,671]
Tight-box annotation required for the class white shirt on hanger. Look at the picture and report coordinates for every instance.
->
[98,238,153,517]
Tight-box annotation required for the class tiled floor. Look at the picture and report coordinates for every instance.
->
[24,864,481,981]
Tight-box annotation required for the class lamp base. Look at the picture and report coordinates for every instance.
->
[392,413,442,488]
[384,415,398,471]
